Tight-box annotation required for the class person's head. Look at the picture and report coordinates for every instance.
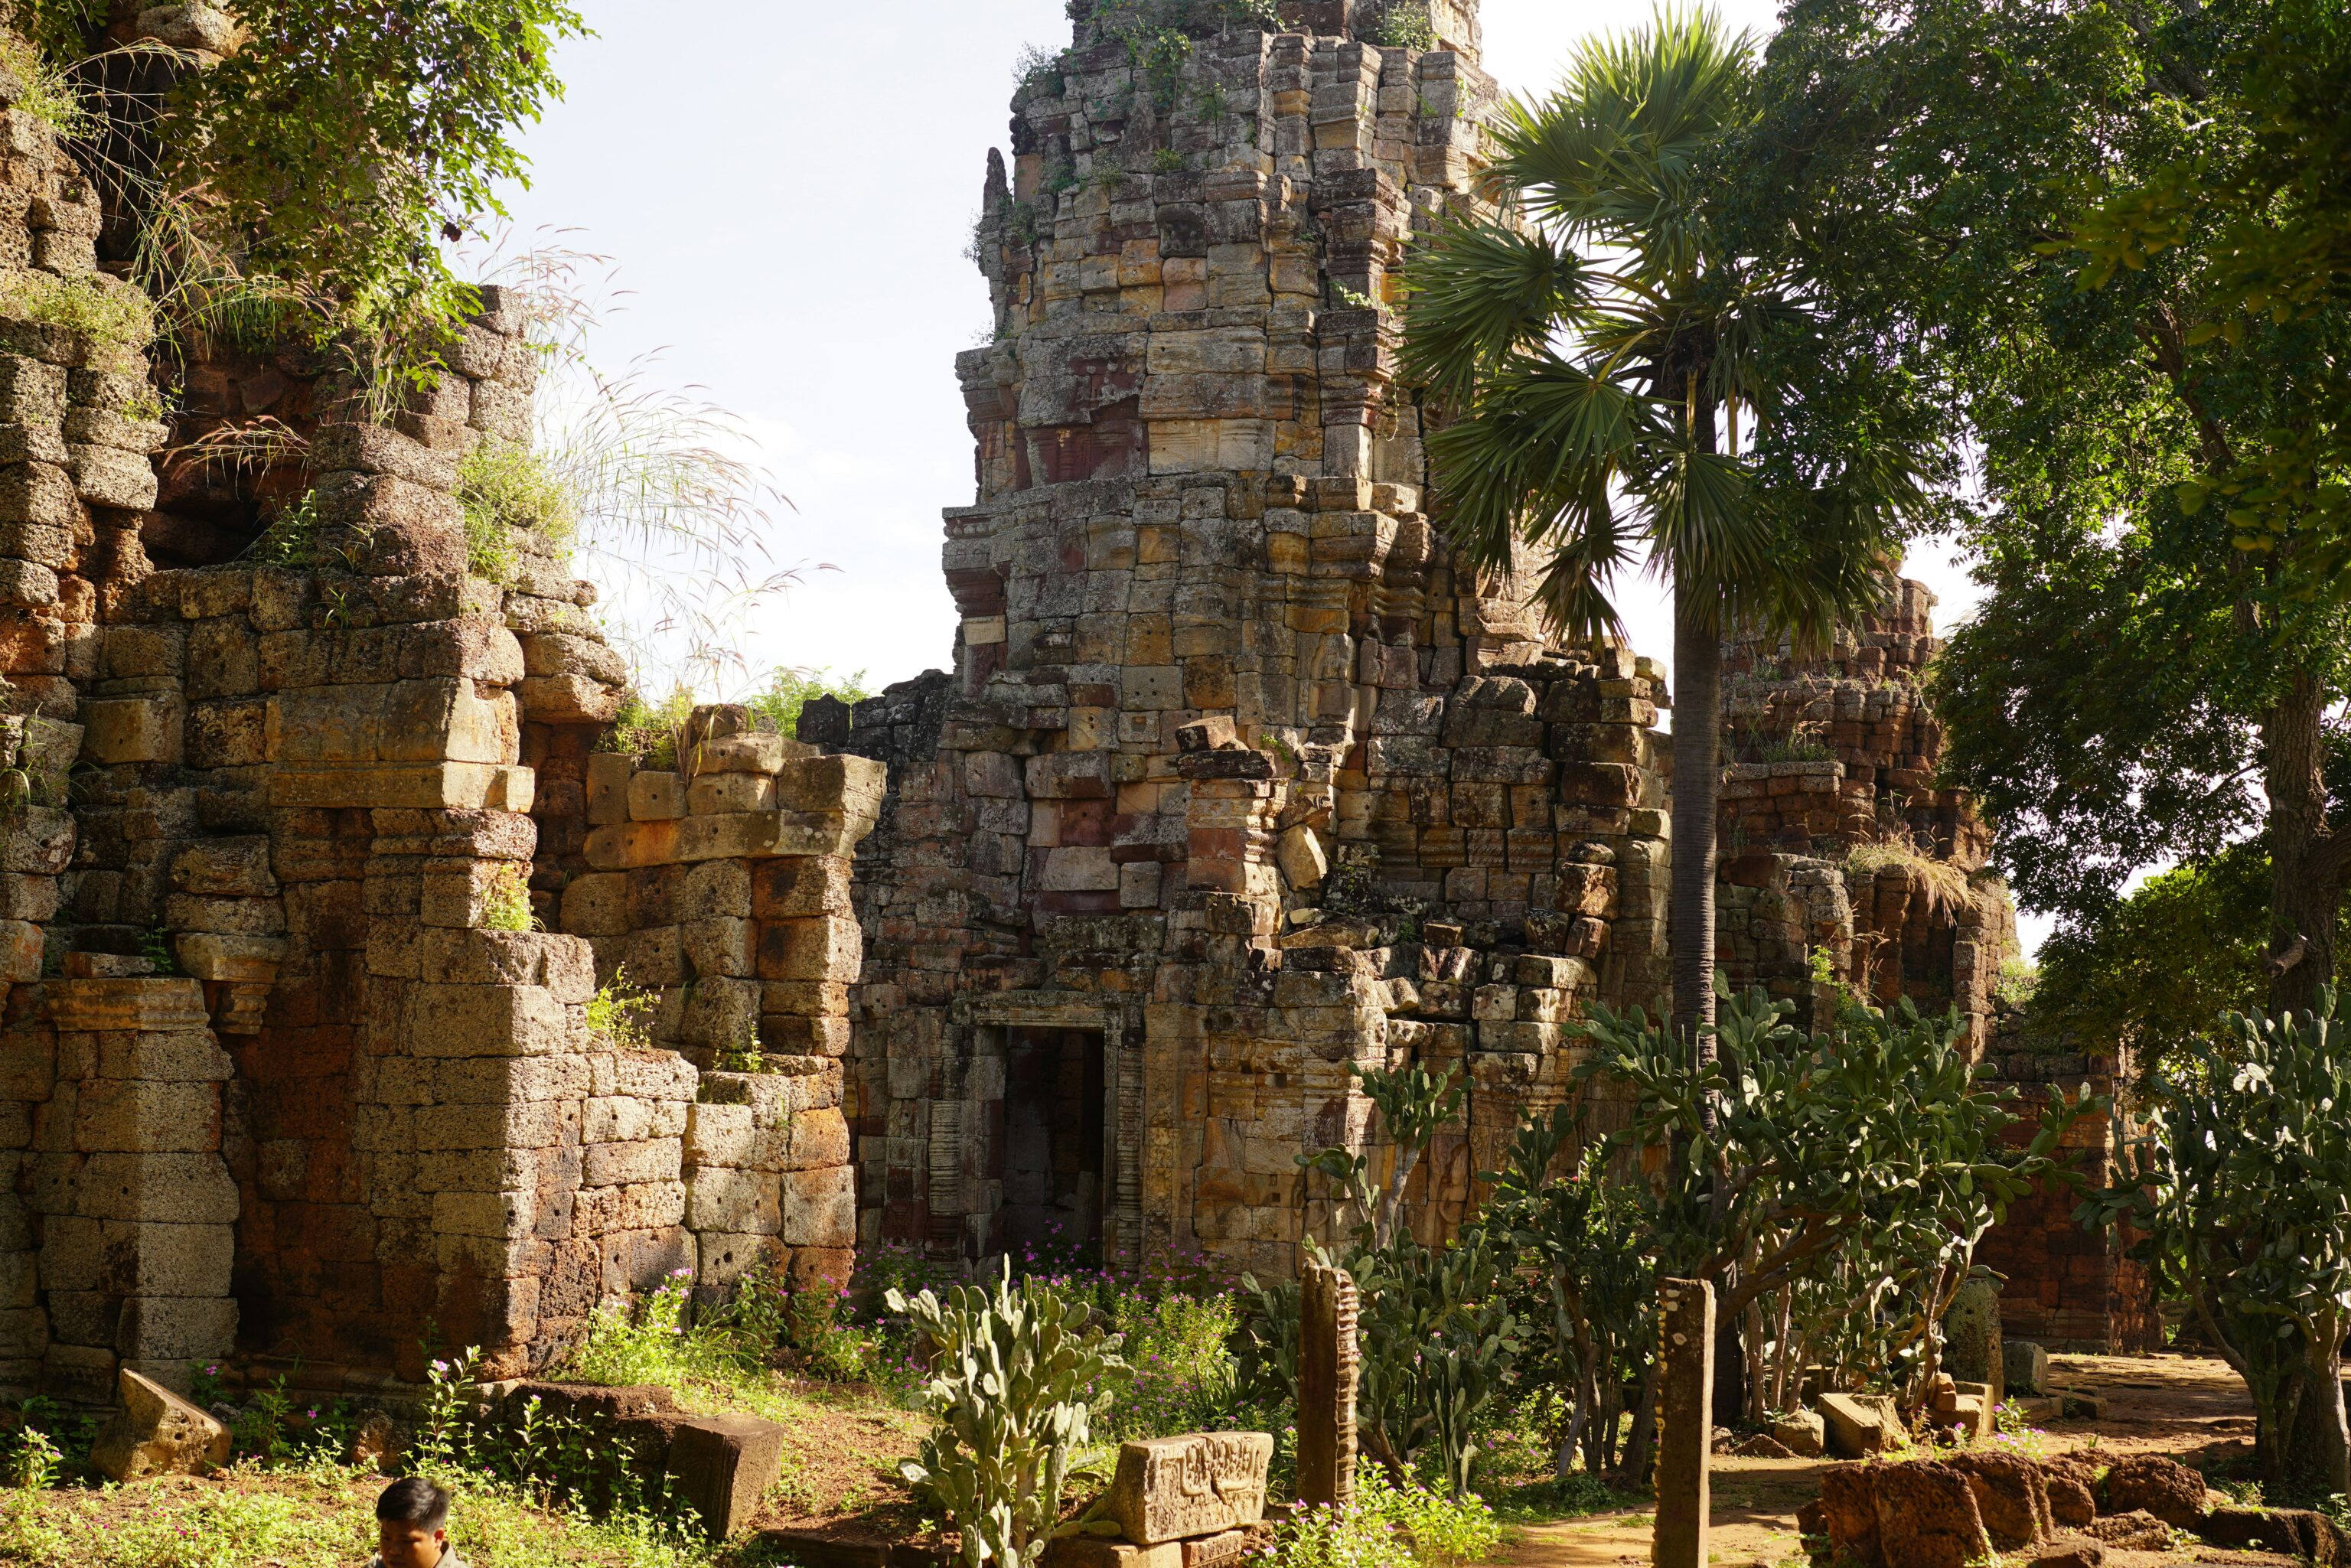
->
[375,1478,451,1567]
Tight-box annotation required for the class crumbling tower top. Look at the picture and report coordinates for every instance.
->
[1068,1,1481,63]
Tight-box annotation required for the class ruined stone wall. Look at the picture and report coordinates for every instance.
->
[0,34,880,1396]
[1972,1009,2158,1353]
[1713,579,2018,1048]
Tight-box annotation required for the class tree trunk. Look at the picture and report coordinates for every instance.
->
[1670,582,1724,1054]
[2263,667,2346,1015]
[2287,1326,2350,1498]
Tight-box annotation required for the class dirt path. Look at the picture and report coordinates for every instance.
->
[1496,1352,2257,1568]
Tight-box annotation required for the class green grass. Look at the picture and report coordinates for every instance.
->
[0,1459,763,1568]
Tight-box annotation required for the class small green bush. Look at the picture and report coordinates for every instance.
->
[0,31,87,140]
[1257,1469,1500,1568]
[248,490,321,566]
[585,966,656,1049]
[743,666,870,738]
[1374,2,1436,50]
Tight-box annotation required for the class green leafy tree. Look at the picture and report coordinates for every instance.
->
[1740,0,2351,1012]
[2028,844,2343,1067]
[1402,11,1937,1048]
[11,0,585,378]
[2082,989,2351,1495]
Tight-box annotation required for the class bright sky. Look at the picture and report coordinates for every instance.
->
[494,1,2030,944]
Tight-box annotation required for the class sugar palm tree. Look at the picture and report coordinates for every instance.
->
[1404,7,1932,1058]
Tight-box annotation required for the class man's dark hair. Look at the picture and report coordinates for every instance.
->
[377,1477,450,1531]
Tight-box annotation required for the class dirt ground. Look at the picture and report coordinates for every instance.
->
[1498,1352,2267,1568]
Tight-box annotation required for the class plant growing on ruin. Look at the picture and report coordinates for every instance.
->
[1401,12,1942,1058]
[246,491,322,568]
[1374,2,1436,51]
[0,268,154,348]
[481,867,537,933]
[742,666,871,738]
[889,1261,1130,1568]
[458,437,579,569]
[585,967,655,1051]
[0,28,82,139]
[2081,987,2351,1495]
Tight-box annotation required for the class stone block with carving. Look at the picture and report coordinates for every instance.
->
[1103,1433,1273,1546]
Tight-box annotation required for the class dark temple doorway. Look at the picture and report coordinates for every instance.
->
[1000,1028,1106,1262]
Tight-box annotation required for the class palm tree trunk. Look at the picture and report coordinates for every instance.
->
[1669,580,1723,1058]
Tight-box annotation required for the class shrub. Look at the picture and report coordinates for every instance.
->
[248,490,322,566]
[0,268,155,347]
[0,31,85,140]
[585,967,655,1049]
[1255,1468,1500,1568]
[889,1261,1130,1568]
[743,665,870,738]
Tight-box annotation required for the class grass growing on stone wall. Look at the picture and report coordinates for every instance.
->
[0,29,87,140]
[458,435,579,581]
[1843,836,1976,917]
[0,267,155,347]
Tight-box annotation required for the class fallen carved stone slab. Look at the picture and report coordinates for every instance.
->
[1103,1433,1274,1546]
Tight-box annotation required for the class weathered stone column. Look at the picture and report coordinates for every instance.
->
[1653,1277,1714,1568]
[1296,1260,1358,1509]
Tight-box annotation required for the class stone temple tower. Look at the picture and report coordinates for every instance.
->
[837,0,1686,1273]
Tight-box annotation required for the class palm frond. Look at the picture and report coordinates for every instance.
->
[1400,219,1592,407]
[1495,5,1757,281]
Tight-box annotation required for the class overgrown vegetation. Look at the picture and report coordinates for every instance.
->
[2085,986,2351,1495]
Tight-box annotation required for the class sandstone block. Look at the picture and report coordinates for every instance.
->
[1771,1409,1824,1458]
[778,1165,854,1248]
[686,1167,779,1234]
[683,918,756,980]
[680,977,760,1051]
[1104,1433,1273,1545]
[97,1221,233,1298]
[67,444,158,510]
[1820,1390,1902,1457]
[72,1153,239,1224]
[81,694,183,764]
[0,461,71,526]
[561,872,630,937]
[113,1295,236,1360]
[630,771,686,820]
[89,1368,230,1482]
[585,752,631,825]
[684,1103,756,1168]
[406,983,579,1058]
[756,918,862,984]
[73,1081,220,1154]
[668,1414,787,1540]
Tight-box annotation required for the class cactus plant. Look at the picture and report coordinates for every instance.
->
[889,1261,1131,1568]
